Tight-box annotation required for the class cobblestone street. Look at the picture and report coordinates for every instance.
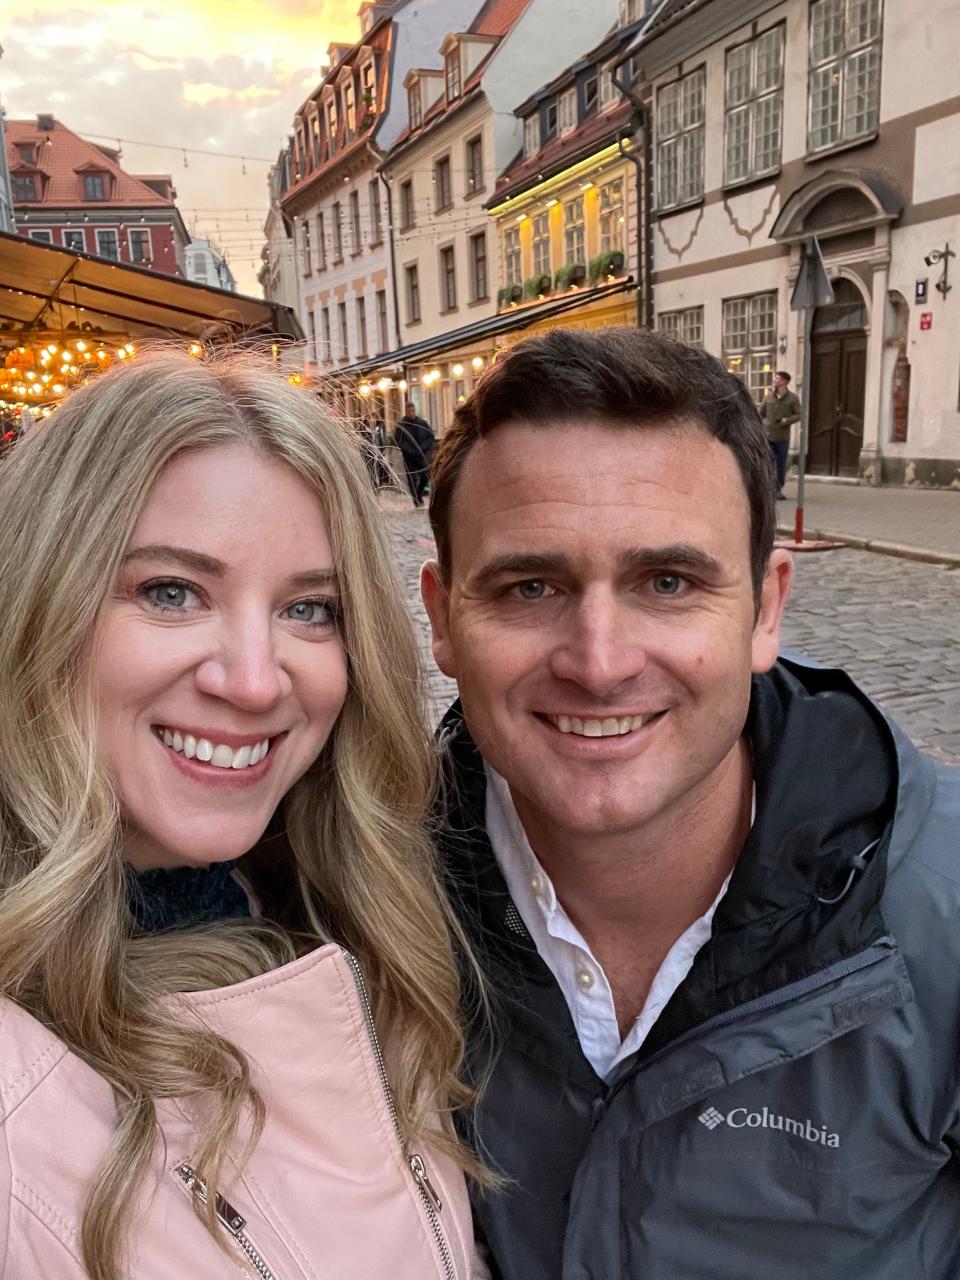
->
[382,496,960,764]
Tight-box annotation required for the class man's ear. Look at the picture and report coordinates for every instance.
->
[751,549,794,673]
[420,560,458,679]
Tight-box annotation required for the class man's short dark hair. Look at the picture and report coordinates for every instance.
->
[776,370,792,383]
[428,327,776,603]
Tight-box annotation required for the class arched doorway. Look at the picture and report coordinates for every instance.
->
[808,278,867,477]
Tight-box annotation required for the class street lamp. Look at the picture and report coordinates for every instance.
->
[924,244,954,298]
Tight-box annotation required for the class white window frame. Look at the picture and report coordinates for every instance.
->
[356,294,368,356]
[599,65,620,111]
[658,306,704,347]
[722,291,778,402]
[405,262,421,323]
[598,179,625,255]
[724,24,785,186]
[128,225,153,264]
[469,231,488,301]
[302,218,312,275]
[321,306,332,363]
[532,211,551,278]
[337,300,349,360]
[524,115,540,157]
[62,229,86,252]
[317,211,327,269]
[408,83,422,131]
[83,172,107,201]
[350,189,362,252]
[439,244,457,311]
[332,201,344,261]
[96,228,119,260]
[503,225,522,287]
[369,180,382,243]
[558,88,577,137]
[400,179,415,230]
[808,0,883,153]
[12,173,38,201]
[27,229,53,243]
[466,135,484,195]
[656,66,705,211]
[563,196,585,264]
[445,48,461,102]
[434,154,453,211]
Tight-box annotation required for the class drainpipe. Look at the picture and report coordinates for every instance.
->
[612,64,653,330]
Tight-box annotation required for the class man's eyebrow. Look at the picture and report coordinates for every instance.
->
[619,544,725,577]
[469,552,572,591]
[122,545,339,592]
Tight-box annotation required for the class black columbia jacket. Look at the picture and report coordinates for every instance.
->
[437,658,960,1280]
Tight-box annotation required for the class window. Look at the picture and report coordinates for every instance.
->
[405,263,421,323]
[532,211,551,278]
[12,174,37,201]
[356,295,368,356]
[350,190,362,252]
[439,245,457,311]
[27,229,52,243]
[563,196,585,263]
[545,101,559,139]
[583,72,599,116]
[376,289,388,352]
[599,179,625,254]
[302,218,312,274]
[332,201,343,261]
[723,291,778,401]
[15,144,36,165]
[445,48,461,101]
[129,227,151,263]
[469,231,488,301]
[317,211,327,269]
[192,255,208,278]
[309,311,318,362]
[321,306,332,362]
[725,26,784,185]
[658,306,704,347]
[523,115,539,157]
[504,226,522,287]
[558,88,577,136]
[599,65,619,110]
[310,114,321,168]
[808,0,882,152]
[361,61,375,99]
[657,67,705,209]
[62,229,85,252]
[369,180,382,243]
[96,229,119,260]
[466,135,484,195]
[83,173,107,201]
[409,84,422,131]
[337,301,349,360]
[399,179,415,230]
[344,79,356,136]
[435,155,452,211]
[326,96,339,142]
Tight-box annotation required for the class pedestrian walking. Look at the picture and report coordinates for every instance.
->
[421,327,960,1280]
[760,370,802,498]
[0,350,487,1280]
[395,400,436,507]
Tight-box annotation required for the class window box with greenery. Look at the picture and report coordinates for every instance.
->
[523,273,552,300]
[588,250,625,285]
[555,262,586,290]
[498,283,523,308]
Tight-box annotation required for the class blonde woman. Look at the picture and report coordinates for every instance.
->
[0,350,485,1280]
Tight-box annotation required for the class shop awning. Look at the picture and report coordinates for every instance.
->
[338,276,637,377]
[0,230,301,344]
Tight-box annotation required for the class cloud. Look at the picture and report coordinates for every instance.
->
[182,83,282,108]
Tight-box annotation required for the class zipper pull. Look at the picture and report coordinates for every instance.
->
[176,1163,247,1235]
[408,1153,443,1213]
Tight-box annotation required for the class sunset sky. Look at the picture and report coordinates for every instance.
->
[1,2,360,293]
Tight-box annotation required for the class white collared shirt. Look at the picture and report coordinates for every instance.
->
[484,762,733,1080]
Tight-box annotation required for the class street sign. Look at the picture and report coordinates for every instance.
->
[791,236,835,312]
[920,312,933,330]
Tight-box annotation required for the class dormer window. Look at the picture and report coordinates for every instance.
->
[445,48,461,102]
[16,144,37,165]
[83,172,108,201]
[326,96,339,141]
[558,88,577,136]
[409,83,423,131]
[361,60,376,102]
[12,173,37,202]
[344,79,357,135]
[523,115,539,157]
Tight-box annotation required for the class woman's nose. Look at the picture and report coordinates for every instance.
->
[194,621,292,711]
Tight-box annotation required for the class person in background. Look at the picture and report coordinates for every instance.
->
[0,349,486,1280]
[395,400,436,507]
[760,370,801,499]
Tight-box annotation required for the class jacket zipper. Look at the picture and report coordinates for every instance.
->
[176,1162,279,1280]
[340,949,457,1280]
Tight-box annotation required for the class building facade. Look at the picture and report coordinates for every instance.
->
[5,116,189,276]
[184,237,237,292]
[629,0,960,486]
[259,145,298,310]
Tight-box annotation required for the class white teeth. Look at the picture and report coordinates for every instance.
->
[159,727,271,769]
[549,713,657,738]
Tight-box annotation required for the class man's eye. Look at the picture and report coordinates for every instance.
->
[652,574,685,596]
[512,580,555,601]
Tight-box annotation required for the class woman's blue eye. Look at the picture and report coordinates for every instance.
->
[283,598,338,628]
[142,580,197,611]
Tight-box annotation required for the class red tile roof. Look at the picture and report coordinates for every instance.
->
[492,98,634,205]
[469,0,534,36]
[6,119,177,209]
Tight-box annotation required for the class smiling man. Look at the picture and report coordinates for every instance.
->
[421,328,960,1280]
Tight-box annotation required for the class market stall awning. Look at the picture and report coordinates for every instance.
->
[337,276,637,377]
[0,231,301,343]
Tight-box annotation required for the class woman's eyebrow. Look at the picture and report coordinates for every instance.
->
[122,544,227,577]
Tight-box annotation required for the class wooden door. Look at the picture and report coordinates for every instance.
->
[809,332,866,476]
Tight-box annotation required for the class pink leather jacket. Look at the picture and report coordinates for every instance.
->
[0,944,484,1279]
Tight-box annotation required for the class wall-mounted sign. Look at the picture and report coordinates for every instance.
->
[920,312,933,330]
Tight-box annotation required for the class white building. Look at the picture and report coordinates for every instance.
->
[626,0,960,487]
[259,145,298,311]
[184,237,236,292]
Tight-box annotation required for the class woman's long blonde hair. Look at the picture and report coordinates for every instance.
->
[0,348,473,1279]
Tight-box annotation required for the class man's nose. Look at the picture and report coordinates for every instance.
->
[548,592,646,699]
[194,617,293,711]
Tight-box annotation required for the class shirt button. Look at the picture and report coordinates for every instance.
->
[575,968,595,991]
[530,874,544,896]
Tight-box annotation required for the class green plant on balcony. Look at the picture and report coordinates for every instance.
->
[588,249,626,286]
[554,261,586,290]
[523,273,552,300]
[498,282,523,308]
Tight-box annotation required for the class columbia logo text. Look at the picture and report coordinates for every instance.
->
[697,1105,840,1148]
